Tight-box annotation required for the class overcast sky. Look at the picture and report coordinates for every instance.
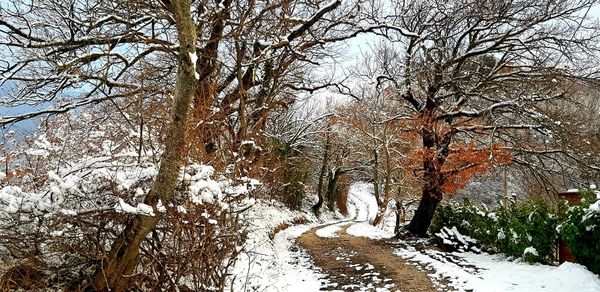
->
[1,1,600,136]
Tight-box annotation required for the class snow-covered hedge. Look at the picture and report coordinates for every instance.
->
[559,189,600,275]
[431,199,558,264]
[432,190,600,274]
[0,155,257,289]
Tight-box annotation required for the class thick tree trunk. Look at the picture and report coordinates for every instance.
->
[407,136,445,236]
[90,1,197,290]
[406,186,442,236]
[406,102,448,237]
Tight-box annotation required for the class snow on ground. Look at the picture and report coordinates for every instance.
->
[314,182,396,240]
[315,222,345,238]
[266,224,330,291]
[231,182,600,292]
[229,201,331,291]
[230,182,383,291]
[396,246,600,292]
[344,182,397,240]
[346,222,394,240]
[345,182,600,292]
[347,182,379,221]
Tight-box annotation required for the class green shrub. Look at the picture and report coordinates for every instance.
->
[431,200,475,235]
[559,189,600,274]
[431,200,497,247]
[433,190,600,272]
[431,199,558,264]
[496,200,558,263]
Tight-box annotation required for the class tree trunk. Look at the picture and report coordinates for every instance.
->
[372,149,380,205]
[406,104,448,237]
[312,131,330,215]
[406,186,442,236]
[90,1,197,290]
[394,199,404,234]
[372,173,391,226]
[372,177,390,226]
[325,168,342,211]
[372,207,385,226]
[371,194,386,226]
[407,138,445,236]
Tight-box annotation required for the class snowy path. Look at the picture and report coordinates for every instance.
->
[298,222,437,292]
[319,183,600,292]
[231,182,600,292]
[227,184,377,291]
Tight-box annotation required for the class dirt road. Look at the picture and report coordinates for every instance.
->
[296,223,437,292]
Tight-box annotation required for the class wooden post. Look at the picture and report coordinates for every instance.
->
[503,166,508,208]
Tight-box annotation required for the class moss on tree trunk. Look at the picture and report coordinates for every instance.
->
[89,1,198,290]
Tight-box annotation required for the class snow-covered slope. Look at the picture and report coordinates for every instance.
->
[228,201,329,291]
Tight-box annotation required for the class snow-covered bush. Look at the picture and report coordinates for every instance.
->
[495,201,559,264]
[430,201,497,246]
[0,109,256,290]
[434,226,481,253]
[0,155,254,290]
[559,189,600,275]
[431,199,558,264]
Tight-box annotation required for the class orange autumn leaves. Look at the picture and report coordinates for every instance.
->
[412,115,513,194]
[337,91,513,196]
[410,142,512,194]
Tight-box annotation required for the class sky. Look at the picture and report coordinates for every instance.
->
[1,1,600,138]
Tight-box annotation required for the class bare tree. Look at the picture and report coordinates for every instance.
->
[1,0,366,289]
[338,85,417,225]
[309,97,365,215]
[260,98,332,210]
[0,0,367,163]
[364,0,600,236]
[513,80,600,197]
[87,1,198,289]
